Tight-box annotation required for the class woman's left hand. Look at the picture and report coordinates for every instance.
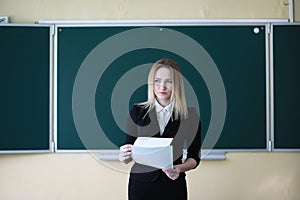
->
[162,165,181,180]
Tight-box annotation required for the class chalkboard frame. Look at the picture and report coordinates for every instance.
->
[53,21,271,155]
[0,24,54,153]
[270,23,300,151]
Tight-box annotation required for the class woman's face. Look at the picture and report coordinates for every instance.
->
[153,67,173,106]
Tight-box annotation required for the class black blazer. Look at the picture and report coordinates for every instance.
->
[125,105,201,182]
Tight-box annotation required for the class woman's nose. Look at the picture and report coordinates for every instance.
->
[159,82,167,89]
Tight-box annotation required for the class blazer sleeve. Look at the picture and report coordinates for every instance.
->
[124,106,138,145]
[186,108,201,167]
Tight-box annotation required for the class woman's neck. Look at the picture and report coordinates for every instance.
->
[157,99,171,107]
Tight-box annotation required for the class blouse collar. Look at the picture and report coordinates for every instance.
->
[154,100,173,114]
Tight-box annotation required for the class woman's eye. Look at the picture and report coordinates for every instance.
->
[166,80,172,84]
[154,79,160,83]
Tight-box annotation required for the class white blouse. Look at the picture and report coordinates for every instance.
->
[155,100,173,135]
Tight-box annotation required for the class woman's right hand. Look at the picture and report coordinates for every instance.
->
[119,144,133,164]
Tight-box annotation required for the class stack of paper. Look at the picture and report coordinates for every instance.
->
[132,137,173,169]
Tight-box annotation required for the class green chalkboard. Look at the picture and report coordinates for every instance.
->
[0,25,51,152]
[56,24,267,151]
[273,24,300,150]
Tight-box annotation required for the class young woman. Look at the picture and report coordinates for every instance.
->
[119,58,201,200]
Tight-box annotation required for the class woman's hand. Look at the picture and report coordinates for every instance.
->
[163,158,197,180]
[162,165,181,180]
[119,144,133,164]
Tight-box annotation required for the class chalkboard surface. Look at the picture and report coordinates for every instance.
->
[273,24,300,150]
[56,24,267,151]
[0,25,51,152]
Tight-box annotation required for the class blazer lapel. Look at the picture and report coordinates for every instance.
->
[137,109,161,137]
[161,113,180,138]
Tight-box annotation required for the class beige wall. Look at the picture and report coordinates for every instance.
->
[0,153,300,200]
[1,0,300,200]
[294,0,300,21]
[0,0,294,23]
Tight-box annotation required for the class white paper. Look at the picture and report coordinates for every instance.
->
[133,137,173,147]
[132,137,173,169]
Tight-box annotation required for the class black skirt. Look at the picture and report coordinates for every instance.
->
[128,171,187,200]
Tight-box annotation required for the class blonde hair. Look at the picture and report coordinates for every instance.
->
[138,58,188,120]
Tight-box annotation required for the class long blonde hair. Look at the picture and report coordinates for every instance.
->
[138,58,188,120]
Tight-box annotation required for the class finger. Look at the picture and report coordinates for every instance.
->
[123,151,132,157]
[163,169,179,180]
[120,145,131,153]
[124,144,132,148]
[120,145,127,151]
[162,168,173,172]
[163,170,173,177]
[121,144,132,152]
[125,145,132,152]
